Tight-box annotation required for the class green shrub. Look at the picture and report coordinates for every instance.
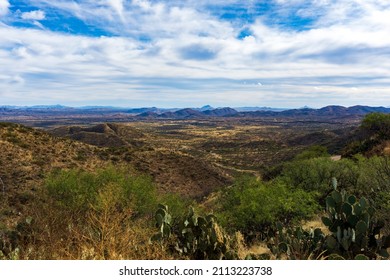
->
[361,112,390,140]
[280,157,361,196]
[294,145,329,161]
[218,176,318,235]
[159,193,191,220]
[343,113,390,156]
[265,178,390,260]
[45,165,158,216]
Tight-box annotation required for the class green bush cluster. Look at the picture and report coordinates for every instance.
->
[361,112,390,140]
[218,176,318,235]
[1,165,191,259]
[151,176,390,260]
[294,145,330,161]
[265,178,390,260]
[45,166,158,217]
[280,155,369,194]
[279,154,390,237]
[343,112,390,156]
[280,156,390,217]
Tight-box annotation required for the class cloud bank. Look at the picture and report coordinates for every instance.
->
[1,0,390,107]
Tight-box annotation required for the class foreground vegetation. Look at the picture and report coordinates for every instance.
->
[0,166,191,259]
[1,113,390,259]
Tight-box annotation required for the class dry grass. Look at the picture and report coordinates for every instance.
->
[245,242,271,257]
[14,194,173,260]
[301,215,331,235]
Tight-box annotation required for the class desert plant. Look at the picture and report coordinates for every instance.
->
[294,145,329,161]
[321,178,390,259]
[219,176,318,237]
[267,222,325,260]
[3,165,171,259]
[151,204,237,260]
[281,157,361,195]
[45,166,158,217]
[361,112,390,140]
[262,177,390,260]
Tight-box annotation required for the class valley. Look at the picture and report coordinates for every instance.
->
[1,107,390,260]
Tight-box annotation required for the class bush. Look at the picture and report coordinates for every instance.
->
[45,165,158,217]
[294,145,329,161]
[218,176,318,236]
[361,112,390,140]
[344,113,390,156]
[159,193,192,220]
[5,166,172,259]
[265,178,390,260]
[280,157,360,197]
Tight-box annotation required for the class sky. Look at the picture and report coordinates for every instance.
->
[1,0,390,108]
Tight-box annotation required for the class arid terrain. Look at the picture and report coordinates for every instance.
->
[1,107,390,260]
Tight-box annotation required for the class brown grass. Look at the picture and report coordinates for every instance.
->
[302,215,330,235]
[15,193,172,260]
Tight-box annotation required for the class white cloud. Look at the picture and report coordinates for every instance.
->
[21,10,46,21]
[108,0,125,20]
[0,0,9,16]
[1,0,390,107]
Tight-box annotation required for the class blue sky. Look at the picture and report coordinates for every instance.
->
[1,0,390,108]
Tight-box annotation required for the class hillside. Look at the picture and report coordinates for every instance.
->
[50,123,146,148]
[0,122,105,229]
[50,123,231,198]
[0,122,103,191]
[0,123,230,205]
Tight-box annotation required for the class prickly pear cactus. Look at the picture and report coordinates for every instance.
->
[267,222,325,260]
[151,205,237,259]
[151,204,172,242]
[322,178,390,259]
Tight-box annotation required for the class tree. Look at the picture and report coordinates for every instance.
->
[361,112,390,140]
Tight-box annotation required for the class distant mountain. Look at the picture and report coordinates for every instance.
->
[2,104,390,122]
[159,108,204,118]
[199,105,214,111]
[203,107,238,117]
[28,105,70,109]
[137,111,160,118]
[234,106,287,112]
[237,105,390,118]
[125,107,159,114]
[283,105,390,117]
[0,104,71,110]
[347,105,390,114]
[139,107,238,119]
[79,106,120,110]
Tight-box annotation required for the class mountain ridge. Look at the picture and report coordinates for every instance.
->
[1,105,390,124]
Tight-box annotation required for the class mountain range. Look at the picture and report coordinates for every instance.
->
[1,105,390,121]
